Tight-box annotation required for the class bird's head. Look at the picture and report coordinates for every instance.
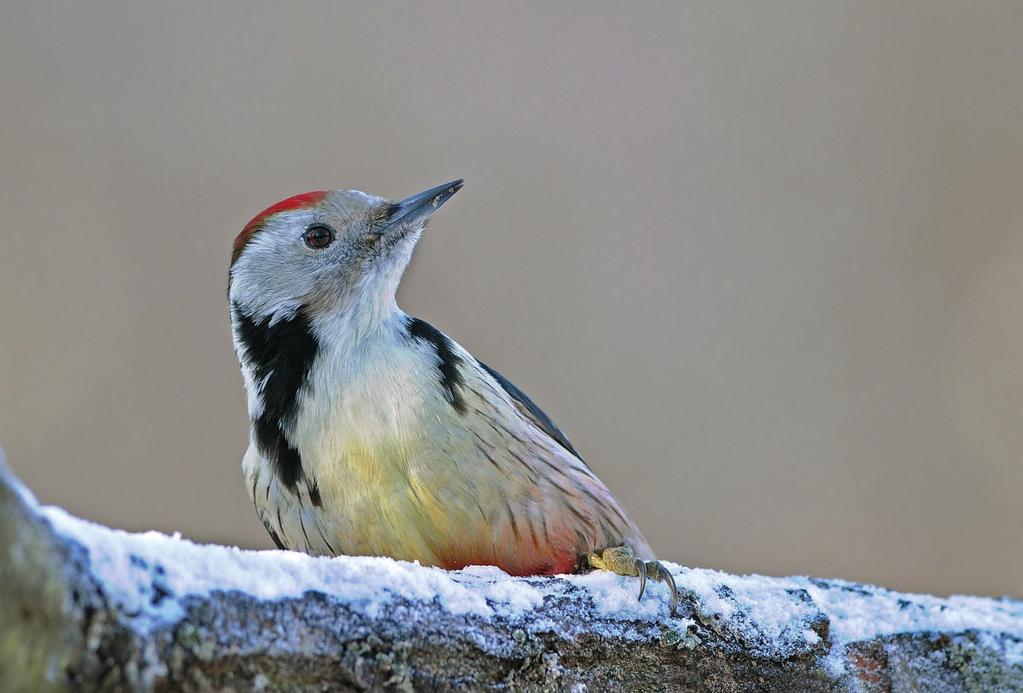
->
[228,180,463,327]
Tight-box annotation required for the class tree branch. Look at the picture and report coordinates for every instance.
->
[1,453,1021,692]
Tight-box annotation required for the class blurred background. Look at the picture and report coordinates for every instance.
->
[1,2,1021,599]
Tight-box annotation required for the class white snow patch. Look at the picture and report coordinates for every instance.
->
[798,578,1023,646]
[42,505,1023,666]
[43,507,546,629]
[795,576,1023,673]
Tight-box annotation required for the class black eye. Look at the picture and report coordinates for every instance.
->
[303,224,335,250]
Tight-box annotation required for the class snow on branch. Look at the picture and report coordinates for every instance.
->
[1,454,1022,691]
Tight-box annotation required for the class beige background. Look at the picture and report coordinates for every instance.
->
[1,2,1021,598]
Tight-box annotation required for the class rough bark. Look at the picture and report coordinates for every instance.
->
[1,454,1021,692]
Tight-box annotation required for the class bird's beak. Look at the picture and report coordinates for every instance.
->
[383,179,464,232]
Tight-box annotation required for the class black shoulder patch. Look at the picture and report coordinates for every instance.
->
[477,360,582,459]
[405,317,467,414]
[232,303,319,492]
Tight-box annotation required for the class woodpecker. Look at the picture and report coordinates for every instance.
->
[228,180,677,614]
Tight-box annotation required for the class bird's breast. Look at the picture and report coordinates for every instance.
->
[297,340,433,486]
[280,335,476,561]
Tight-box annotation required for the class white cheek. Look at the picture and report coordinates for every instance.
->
[230,238,307,322]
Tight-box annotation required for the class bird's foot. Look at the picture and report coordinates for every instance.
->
[582,544,678,617]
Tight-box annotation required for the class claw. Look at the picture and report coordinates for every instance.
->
[657,563,679,617]
[634,558,648,601]
[582,545,679,618]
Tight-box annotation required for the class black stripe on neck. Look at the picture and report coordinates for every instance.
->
[405,317,467,415]
[232,303,319,492]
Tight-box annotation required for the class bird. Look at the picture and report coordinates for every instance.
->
[227,180,678,614]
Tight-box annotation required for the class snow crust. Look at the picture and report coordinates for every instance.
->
[42,506,1023,667]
